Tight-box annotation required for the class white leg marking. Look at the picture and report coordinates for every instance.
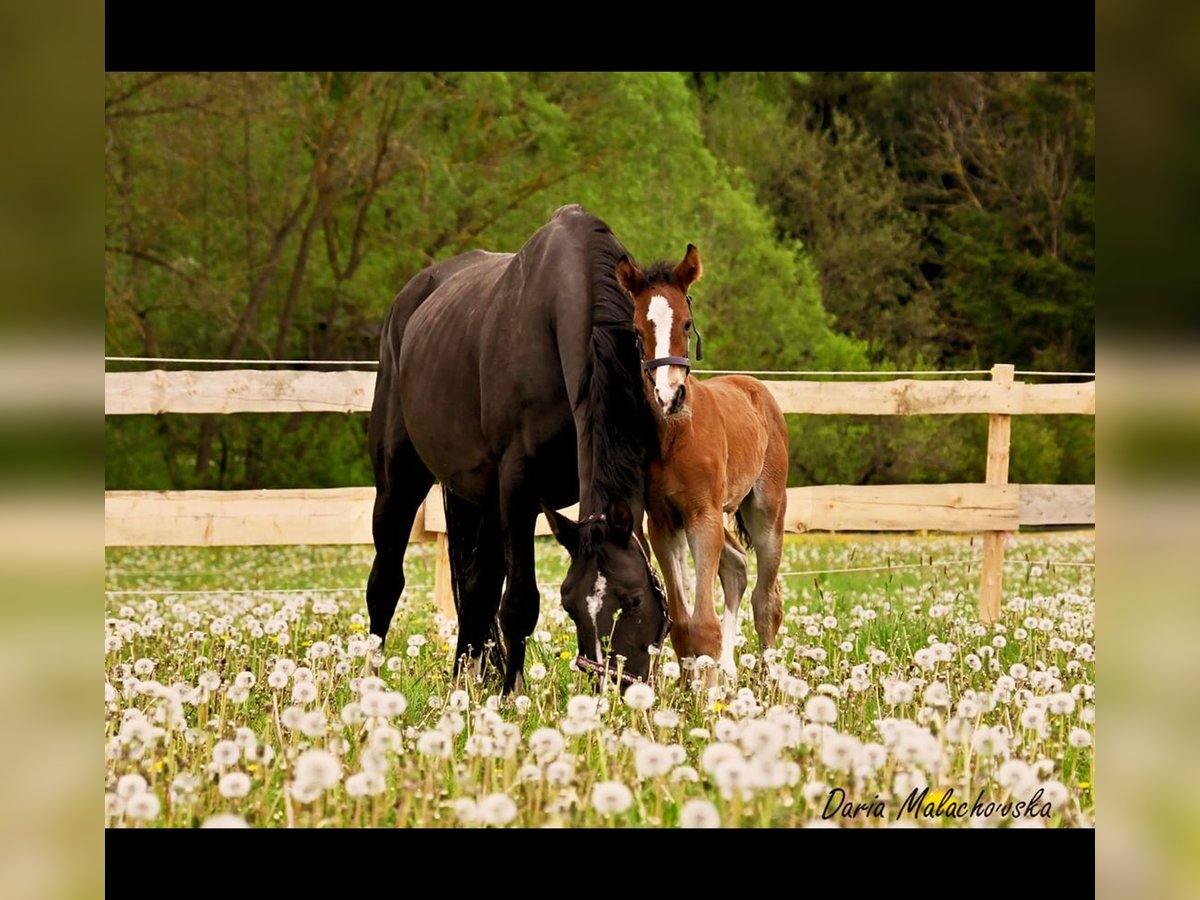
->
[587,573,607,661]
[720,606,738,678]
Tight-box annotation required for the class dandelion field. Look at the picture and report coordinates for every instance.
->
[104,531,1095,828]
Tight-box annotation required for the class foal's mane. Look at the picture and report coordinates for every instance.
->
[580,217,658,531]
[641,260,684,291]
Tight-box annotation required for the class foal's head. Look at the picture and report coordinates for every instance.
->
[544,498,670,686]
[616,245,703,419]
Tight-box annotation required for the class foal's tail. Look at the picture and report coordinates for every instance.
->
[732,509,754,552]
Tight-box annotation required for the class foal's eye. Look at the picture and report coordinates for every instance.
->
[684,320,693,332]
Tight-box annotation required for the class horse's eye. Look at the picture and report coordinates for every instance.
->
[684,320,693,332]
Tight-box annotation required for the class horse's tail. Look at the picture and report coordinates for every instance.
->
[732,509,754,552]
[442,488,506,675]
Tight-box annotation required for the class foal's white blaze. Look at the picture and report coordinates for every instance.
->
[646,294,680,408]
[586,573,607,662]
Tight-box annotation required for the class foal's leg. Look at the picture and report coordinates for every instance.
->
[685,509,727,674]
[367,439,435,649]
[649,519,694,660]
[740,481,786,650]
[717,528,748,679]
[497,455,541,694]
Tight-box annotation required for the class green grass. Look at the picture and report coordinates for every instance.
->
[104,531,1095,828]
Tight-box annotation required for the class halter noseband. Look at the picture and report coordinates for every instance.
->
[640,294,703,373]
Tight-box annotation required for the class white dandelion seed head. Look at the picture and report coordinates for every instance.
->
[661,661,681,680]
[294,748,340,790]
[454,797,480,825]
[635,742,675,779]
[448,690,470,711]
[198,671,221,691]
[1069,727,1092,748]
[670,765,700,783]
[923,682,950,708]
[218,772,251,799]
[211,740,240,769]
[517,764,542,784]
[623,682,655,711]
[299,710,327,738]
[115,773,148,800]
[125,791,161,821]
[478,792,518,826]
[545,759,575,786]
[804,695,837,725]
[202,812,249,828]
[291,681,317,705]
[678,798,720,828]
[701,742,743,775]
[416,730,452,759]
[714,718,740,743]
[591,780,633,816]
[653,709,681,730]
[567,694,600,721]
[528,727,565,760]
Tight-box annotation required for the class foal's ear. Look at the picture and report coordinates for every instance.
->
[674,243,703,293]
[615,256,645,298]
[605,498,634,544]
[542,504,580,556]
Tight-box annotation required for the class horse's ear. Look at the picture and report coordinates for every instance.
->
[615,256,645,298]
[542,504,579,556]
[674,243,703,292]
[605,498,634,543]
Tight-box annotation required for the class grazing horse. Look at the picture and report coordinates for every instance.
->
[367,205,669,692]
[616,245,789,678]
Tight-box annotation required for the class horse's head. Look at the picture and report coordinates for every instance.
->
[616,244,703,419]
[543,498,670,686]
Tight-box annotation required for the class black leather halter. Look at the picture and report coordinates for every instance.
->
[640,294,703,373]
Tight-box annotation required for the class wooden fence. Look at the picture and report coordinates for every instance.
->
[104,365,1095,623]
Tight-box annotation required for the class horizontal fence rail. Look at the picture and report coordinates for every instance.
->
[104,483,1095,547]
[104,364,1096,624]
[104,369,1095,417]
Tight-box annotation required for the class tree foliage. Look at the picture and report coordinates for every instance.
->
[105,72,1093,492]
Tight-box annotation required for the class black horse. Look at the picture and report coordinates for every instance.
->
[367,205,669,692]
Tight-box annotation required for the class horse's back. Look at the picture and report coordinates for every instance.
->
[377,205,614,505]
[698,374,786,436]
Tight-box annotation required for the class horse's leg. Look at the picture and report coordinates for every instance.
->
[367,440,435,650]
[446,491,506,681]
[648,518,694,660]
[717,527,749,679]
[740,479,786,651]
[685,509,726,676]
[497,456,541,694]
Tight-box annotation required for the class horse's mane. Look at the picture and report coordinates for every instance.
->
[580,217,658,529]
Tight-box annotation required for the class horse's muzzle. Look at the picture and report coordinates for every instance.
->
[574,654,644,687]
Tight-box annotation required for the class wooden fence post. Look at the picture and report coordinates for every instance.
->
[433,533,456,620]
[979,364,1015,624]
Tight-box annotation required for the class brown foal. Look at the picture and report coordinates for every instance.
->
[616,246,790,678]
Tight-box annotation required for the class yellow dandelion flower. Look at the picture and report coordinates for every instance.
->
[712,702,726,713]
[1079,781,1090,789]
[559,650,571,660]
[921,788,955,816]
